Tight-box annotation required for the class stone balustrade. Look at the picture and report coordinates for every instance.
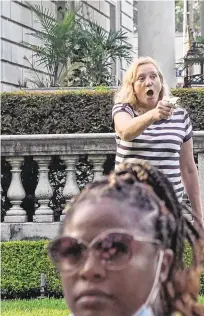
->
[1,132,204,241]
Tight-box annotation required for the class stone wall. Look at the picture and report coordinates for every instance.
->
[1,0,134,91]
[1,0,57,92]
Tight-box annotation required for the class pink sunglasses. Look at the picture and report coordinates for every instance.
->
[48,229,161,274]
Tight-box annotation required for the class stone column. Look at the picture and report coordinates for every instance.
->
[33,157,53,222]
[4,157,27,223]
[182,192,193,221]
[61,156,80,221]
[201,0,204,37]
[115,0,122,83]
[198,152,204,222]
[89,155,106,181]
[137,0,176,88]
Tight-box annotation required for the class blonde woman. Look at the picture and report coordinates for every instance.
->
[112,56,202,221]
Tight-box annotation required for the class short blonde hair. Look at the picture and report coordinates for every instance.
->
[114,56,170,109]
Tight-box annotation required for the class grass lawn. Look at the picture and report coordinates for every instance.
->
[1,297,204,316]
[1,299,70,316]
[199,296,204,304]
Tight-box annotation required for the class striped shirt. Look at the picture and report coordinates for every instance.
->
[112,103,193,202]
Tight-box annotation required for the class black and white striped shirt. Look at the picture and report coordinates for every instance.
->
[112,103,193,201]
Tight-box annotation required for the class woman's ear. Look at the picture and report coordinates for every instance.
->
[160,249,174,283]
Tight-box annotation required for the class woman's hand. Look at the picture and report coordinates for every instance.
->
[151,99,173,121]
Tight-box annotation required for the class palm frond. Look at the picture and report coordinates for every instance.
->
[25,1,57,36]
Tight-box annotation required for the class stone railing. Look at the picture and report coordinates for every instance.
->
[1,132,204,241]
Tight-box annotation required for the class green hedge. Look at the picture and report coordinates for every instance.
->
[1,91,114,135]
[1,240,203,299]
[184,242,204,295]
[1,240,62,299]
[1,88,204,135]
[171,88,204,131]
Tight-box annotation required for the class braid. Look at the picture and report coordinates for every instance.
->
[62,159,204,316]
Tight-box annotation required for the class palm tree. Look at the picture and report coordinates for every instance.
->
[72,21,133,86]
[23,2,76,86]
[23,3,133,87]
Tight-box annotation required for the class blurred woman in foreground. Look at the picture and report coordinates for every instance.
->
[48,159,204,316]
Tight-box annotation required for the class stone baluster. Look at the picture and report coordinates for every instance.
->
[33,157,53,222]
[198,152,204,223]
[4,157,27,223]
[182,192,193,222]
[61,156,80,221]
[89,155,106,181]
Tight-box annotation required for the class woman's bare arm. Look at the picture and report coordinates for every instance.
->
[114,110,156,141]
[114,101,172,141]
[180,138,203,222]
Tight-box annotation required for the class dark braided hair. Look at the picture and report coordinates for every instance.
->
[62,159,204,316]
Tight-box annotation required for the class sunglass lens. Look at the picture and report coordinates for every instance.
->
[49,237,85,266]
[95,233,132,268]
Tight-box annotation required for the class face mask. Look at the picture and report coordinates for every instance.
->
[132,251,164,316]
[134,305,154,316]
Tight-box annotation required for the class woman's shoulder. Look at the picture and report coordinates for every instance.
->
[113,103,134,109]
[112,103,135,117]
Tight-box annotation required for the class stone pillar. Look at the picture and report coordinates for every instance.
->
[182,192,193,221]
[4,157,27,223]
[201,0,204,37]
[33,157,53,222]
[115,0,122,83]
[137,0,176,88]
[89,155,106,181]
[198,153,204,221]
[61,156,80,221]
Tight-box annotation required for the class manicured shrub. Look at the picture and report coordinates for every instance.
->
[184,241,204,295]
[1,240,62,298]
[1,88,204,135]
[172,88,204,131]
[1,240,204,298]
[1,90,114,135]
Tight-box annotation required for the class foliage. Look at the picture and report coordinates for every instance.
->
[1,89,204,135]
[196,36,204,45]
[71,21,133,86]
[1,240,204,299]
[23,3,133,87]
[1,90,114,135]
[23,2,77,86]
[184,242,204,295]
[94,86,111,92]
[59,61,85,87]
[1,241,62,299]
[175,0,201,33]
[171,88,204,130]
